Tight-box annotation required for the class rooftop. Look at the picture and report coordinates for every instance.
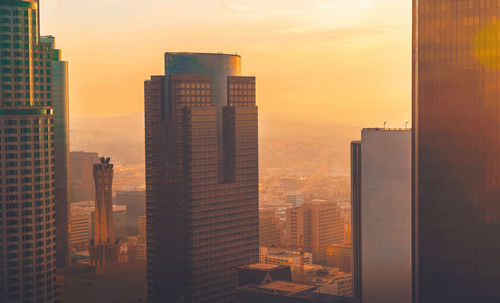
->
[260,281,317,294]
[362,128,412,132]
[164,52,240,57]
[238,281,356,303]
[246,263,281,271]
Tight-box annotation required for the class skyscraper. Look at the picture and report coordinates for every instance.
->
[70,151,98,202]
[0,1,57,302]
[41,35,70,269]
[413,1,500,302]
[145,53,259,303]
[351,129,412,303]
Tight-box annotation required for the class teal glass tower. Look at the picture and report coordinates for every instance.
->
[41,35,70,270]
[0,1,59,302]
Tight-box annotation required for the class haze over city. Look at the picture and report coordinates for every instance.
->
[41,0,411,126]
[3,0,499,302]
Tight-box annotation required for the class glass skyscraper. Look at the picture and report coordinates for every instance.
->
[413,1,500,302]
[0,0,58,302]
[145,53,259,303]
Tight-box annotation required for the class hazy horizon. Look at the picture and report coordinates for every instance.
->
[42,0,412,126]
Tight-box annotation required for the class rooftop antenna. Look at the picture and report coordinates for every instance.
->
[405,121,409,129]
[384,121,388,129]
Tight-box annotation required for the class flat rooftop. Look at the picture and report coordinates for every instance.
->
[246,263,281,271]
[260,281,317,294]
[238,281,356,303]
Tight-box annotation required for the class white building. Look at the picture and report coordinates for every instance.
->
[351,128,412,303]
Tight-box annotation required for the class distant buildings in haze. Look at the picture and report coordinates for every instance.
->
[114,190,145,236]
[286,192,305,208]
[70,151,99,202]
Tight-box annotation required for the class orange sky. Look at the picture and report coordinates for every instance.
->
[41,0,411,127]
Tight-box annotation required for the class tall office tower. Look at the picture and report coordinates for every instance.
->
[350,129,411,303]
[70,151,98,202]
[40,36,70,269]
[259,208,281,248]
[145,53,259,303]
[0,1,58,302]
[285,192,304,208]
[115,190,145,236]
[413,2,500,302]
[88,157,119,267]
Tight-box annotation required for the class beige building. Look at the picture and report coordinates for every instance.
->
[326,244,353,273]
[285,200,344,265]
[259,247,312,266]
[70,207,92,252]
[259,208,281,248]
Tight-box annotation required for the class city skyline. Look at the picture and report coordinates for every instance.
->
[40,0,411,126]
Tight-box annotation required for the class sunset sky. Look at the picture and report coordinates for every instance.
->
[41,0,411,127]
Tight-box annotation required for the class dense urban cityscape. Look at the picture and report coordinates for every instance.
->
[1,0,499,303]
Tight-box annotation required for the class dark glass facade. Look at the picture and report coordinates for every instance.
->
[0,1,57,302]
[145,53,259,303]
[413,1,500,302]
[350,141,361,303]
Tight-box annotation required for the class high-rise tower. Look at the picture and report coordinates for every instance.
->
[0,1,57,302]
[413,1,500,302]
[41,35,70,269]
[351,129,412,303]
[145,53,259,303]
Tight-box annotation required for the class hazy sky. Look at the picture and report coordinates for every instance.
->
[41,0,411,127]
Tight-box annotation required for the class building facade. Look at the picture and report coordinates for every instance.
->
[326,244,352,273]
[285,193,304,208]
[70,151,98,203]
[114,190,145,236]
[285,200,344,265]
[259,208,281,248]
[41,35,70,269]
[145,53,259,303]
[0,1,59,302]
[69,206,91,252]
[413,1,500,302]
[351,129,412,303]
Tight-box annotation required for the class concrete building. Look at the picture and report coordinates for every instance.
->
[351,129,411,303]
[259,208,281,248]
[88,158,119,267]
[286,193,304,208]
[135,216,147,260]
[71,201,127,243]
[114,190,145,236]
[0,1,58,302]
[285,200,344,265]
[145,53,259,303]
[326,244,353,273]
[259,247,313,266]
[70,151,99,202]
[69,207,91,252]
